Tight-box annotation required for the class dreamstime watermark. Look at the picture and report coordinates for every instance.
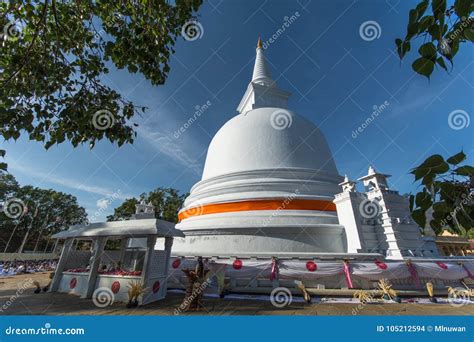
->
[260,11,301,50]
[87,190,122,224]
[92,287,114,308]
[261,190,300,227]
[439,16,473,55]
[359,198,381,219]
[270,287,292,308]
[447,287,471,308]
[352,101,390,139]
[1,197,26,219]
[352,290,376,315]
[0,278,33,313]
[173,100,212,139]
[5,323,85,336]
[448,109,470,130]
[181,19,204,41]
[174,278,211,315]
[179,203,204,221]
[2,20,24,42]
[270,109,292,130]
[440,192,473,227]
[92,110,115,130]
[359,21,382,41]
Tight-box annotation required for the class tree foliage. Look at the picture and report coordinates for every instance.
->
[0,0,203,170]
[0,171,87,252]
[107,187,186,223]
[396,0,473,79]
[409,151,473,235]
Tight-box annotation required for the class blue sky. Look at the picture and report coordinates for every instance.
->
[3,0,473,222]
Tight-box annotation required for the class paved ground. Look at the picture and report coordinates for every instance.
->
[0,273,472,316]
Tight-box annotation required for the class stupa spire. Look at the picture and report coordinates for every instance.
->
[236,38,291,114]
[251,37,273,86]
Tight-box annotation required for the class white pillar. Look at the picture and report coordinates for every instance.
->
[84,237,107,298]
[50,238,74,292]
[118,238,128,266]
[141,236,157,286]
[162,237,174,293]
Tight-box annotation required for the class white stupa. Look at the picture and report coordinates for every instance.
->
[173,38,348,257]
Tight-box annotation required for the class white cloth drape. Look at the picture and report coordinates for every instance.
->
[168,258,472,282]
[351,262,410,280]
[415,262,468,280]
[279,261,343,280]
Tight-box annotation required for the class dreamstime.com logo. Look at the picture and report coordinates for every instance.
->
[92,109,115,130]
[181,19,204,41]
[447,287,471,308]
[359,21,381,41]
[270,109,292,130]
[270,287,292,308]
[359,199,382,219]
[448,109,470,130]
[1,197,26,219]
[4,323,85,336]
[92,287,115,308]
[2,20,24,42]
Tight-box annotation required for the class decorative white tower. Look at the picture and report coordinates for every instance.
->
[334,166,439,259]
[134,200,155,219]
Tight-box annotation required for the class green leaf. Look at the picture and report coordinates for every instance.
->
[418,42,437,60]
[416,154,449,175]
[0,162,7,171]
[418,16,434,33]
[465,28,474,42]
[432,0,447,18]
[436,56,448,71]
[409,9,419,24]
[430,219,443,233]
[415,190,432,209]
[0,150,5,158]
[432,201,450,213]
[454,0,471,17]
[396,39,411,59]
[412,57,435,78]
[446,151,466,165]
[454,165,474,176]
[411,208,427,228]
[415,0,429,19]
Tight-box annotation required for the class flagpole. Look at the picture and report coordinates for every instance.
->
[18,203,37,254]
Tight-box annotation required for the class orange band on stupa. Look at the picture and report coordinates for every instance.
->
[178,198,336,221]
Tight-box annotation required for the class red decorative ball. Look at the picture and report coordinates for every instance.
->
[111,281,120,294]
[233,259,243,270]
[152,281,161,293]
[172,259,181,269]
[436,261,448,269]
[306,261,317,272]
[375,260,388,270]
[69,277,77,289]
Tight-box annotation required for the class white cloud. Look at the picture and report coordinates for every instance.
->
[96,198,110,209]
[8,160,131,199]
[138,126,203,176]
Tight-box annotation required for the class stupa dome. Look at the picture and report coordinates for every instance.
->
[173,38,346,256]
[202,107,338,180]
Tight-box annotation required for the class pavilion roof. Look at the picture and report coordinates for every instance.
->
[52,218,184,239]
